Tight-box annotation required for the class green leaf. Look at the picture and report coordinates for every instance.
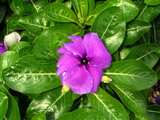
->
[147,105,160,120]
[8,0,35,15]
[151,16,160,44]
[103,60,157,90]
[88,88,129,120]
[0,4,6,23]
[124,20,151,45]
[91,0,139,23]
[0,85,20,120]
[137,3,160,23]
[88,0,95,15]
[19,46,32,57]
[26,87,73,120]
[145,0,160,5]
[57,108,106,120]
[111,85,147,114]
[0,92,8,119]
[20,30,37,44]
[7,15,23,30]
[44,2,79,24]
[9,41,31,53]
[29,0,48,12]
[91,7,125,54]
[32,113,46,120]
[0,51,19,81]
[71,0,88,22]
[18,11,55,35]
[130,113,149,120]
[126,44,160,68]
[2,56,61,93]
[33,23,81,63]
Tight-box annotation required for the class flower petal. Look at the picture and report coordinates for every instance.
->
[63,36,86,57]
[56,54,80,76]
[0,42,7,55]
[57,46,72,55]
[4,32,21,47]
[87,64,103,93]
[64,65,93,95]
[84,33,112,68]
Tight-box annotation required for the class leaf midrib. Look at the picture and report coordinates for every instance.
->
[113,85,136,105]
[94,93,118,120]
[14,73,56,76]
[103,72,153,79]
[101,9,119,39]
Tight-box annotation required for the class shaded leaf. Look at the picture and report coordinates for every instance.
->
[0,85,20,120]
[26,87,73,120]
[88,88,129,120]
[124,20,151,45]
[104,60,157,90]
[91,7,125,54]
[0,92,8,119]
[126,44,160,68]
[111,85,147,114]
[57,108,106,120]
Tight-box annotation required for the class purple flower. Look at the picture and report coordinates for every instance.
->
[155,97,160,104]
[56,33,112,95]
[0,42,7,56]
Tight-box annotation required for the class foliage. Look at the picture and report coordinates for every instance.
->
[0,0,160,120]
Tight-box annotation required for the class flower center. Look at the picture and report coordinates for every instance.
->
[81,57,88,65]
[0,44,4,49]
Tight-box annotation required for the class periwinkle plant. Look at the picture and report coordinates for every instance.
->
[0,0,160,120]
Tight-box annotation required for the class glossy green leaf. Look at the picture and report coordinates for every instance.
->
[88,88,129,120]
[33,23,81,63]
[88,0,95,15]
[124,20,151,45]
[9,0,24,15]
[0,85,20,120]
[8,0,35,15]
[126,44,160,68]
[103,60,157,90]
[111,85,147,114]
[3,56,61,93]
[7,15,23,30]
[29,0,48,12]
[91,0,139,23]
[120,48,130,60]
[10,41,31,53]
[20,30,37,44]
[71,0,88,22]
[0,51,19,81]
[130,113,149,120]
[147,105,160,120]
[137,3,160,23]
[44,2,79,24]
[32,113,46,120]
[18,11,55,35]
[57,108,106,120]
[145,0,160,5]
[91,7,125,54]
[19,46,32,57]
[0,92,8,119]
[26,87,73,120]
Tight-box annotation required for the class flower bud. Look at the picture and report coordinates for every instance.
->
[61,85,70,93]
[4,32,21,48]
[101,76,112,83]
